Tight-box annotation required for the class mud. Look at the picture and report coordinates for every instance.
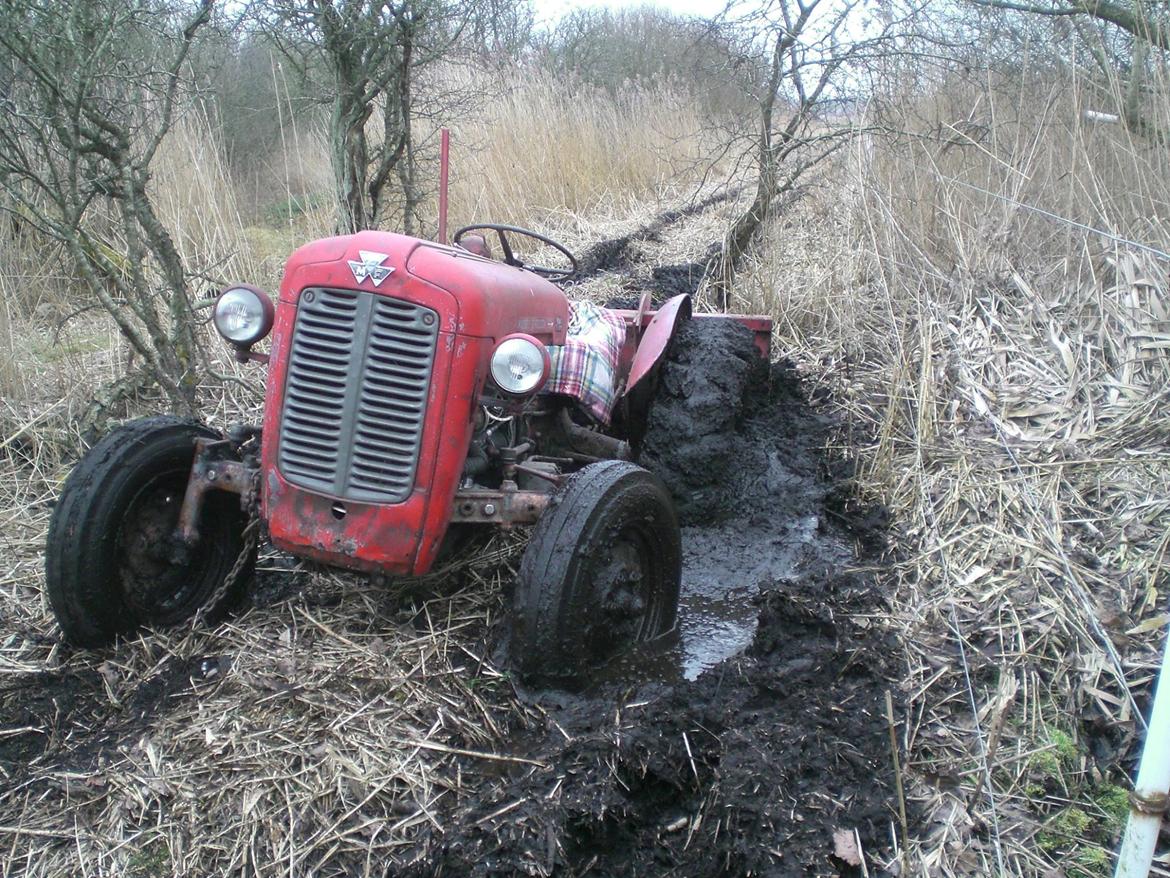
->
[601,258,711,310]
[1,206,908,875]
[0,654,222,774]
[573,190,732,282]
[411,319,908,876]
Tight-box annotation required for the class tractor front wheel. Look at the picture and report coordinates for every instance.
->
[45,417,254,647]
[512,460,681,680]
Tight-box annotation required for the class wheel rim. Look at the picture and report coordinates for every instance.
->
[588,522,666,661]
[117,469,233,625]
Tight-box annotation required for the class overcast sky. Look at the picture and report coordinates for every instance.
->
[532,0,729,25]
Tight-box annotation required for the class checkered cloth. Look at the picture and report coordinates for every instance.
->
[547,301,626,424]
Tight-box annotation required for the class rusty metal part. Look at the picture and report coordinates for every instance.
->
[193,467,260,625]
[498,441,533,484]
[557,409,632,461]
[624,294,691,396]
[1130,790,1169,816]
[122,478,191,611]
[451,488,551,526]
[514,462,561,486]
[634,291,652,341]
[177,437,258,545]
[234,347,270,365]
[610,299,774,364]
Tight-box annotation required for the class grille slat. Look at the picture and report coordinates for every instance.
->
[278,288,439,503]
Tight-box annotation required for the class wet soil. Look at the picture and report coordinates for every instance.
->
[0,653,224,772]
[0,201,908,875]
[411,320,908,876]
[572,189,732,295]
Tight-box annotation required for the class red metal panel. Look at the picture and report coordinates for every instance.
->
[260,231,530,575]
[274,230,570,343]
[407,242,568,343]
[262,327,491,575]
[624,294,692,395]
[610,305,774,363]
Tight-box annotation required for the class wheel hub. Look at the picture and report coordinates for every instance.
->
[119,476,210,619]
[597,537,651,640]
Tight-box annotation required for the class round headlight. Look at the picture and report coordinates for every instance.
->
[214,285,274,346]
[490,334,550,396]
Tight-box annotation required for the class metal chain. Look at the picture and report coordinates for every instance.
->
[192,467,260,629]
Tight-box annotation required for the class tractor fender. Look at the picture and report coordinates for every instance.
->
[624,293,692,398]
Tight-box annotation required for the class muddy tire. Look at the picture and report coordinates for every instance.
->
[512,460,681,679]
[45,417,253,647]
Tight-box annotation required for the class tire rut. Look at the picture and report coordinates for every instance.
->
[414,207,912,877]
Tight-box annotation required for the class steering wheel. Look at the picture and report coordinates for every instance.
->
[453,223,578,283]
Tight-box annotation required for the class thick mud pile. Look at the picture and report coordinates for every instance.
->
[642,318,801,524]
[411,320,906,876]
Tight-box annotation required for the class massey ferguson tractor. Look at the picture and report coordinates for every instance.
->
[45,220,771,678]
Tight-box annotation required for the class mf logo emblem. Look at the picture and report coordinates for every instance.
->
[348,250,394,287]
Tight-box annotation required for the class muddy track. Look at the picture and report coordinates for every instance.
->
[569,186,741,302]
[408,315,907,877]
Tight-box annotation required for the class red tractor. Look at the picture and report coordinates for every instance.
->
[45,222,771,677]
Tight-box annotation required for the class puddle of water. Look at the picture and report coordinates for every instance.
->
[588,513,841,689]
[677,590,758,680]
[672,513,826,680]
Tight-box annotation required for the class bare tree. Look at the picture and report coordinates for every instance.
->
[968,0,1169,49]
[967,0,1170,138]
[706,0,906,304]
[0,0,213,419]
[257,0,476,236]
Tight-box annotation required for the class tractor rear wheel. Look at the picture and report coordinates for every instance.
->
[512,460,681,680]
[45,417,254,647]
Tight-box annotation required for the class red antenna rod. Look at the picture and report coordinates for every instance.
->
[438,127,450,244]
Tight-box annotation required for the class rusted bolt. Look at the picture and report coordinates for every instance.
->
[483,503,496,516]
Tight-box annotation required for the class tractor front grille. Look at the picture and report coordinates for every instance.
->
[278,287,439,504]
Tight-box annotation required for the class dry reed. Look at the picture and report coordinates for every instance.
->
[731,64,1170,876]
[3,53,1168,877]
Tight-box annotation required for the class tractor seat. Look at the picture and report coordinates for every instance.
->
[546,300,626,424]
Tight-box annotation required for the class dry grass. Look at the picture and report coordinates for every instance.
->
[0,486,532,874]
[729,67,1170,876]
[3,52,1170,877]
[440,67,715,237]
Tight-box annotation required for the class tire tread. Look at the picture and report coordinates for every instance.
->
[45,417,244,646]
[513,460,680,677]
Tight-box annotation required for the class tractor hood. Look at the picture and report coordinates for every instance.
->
[279,230,569,344]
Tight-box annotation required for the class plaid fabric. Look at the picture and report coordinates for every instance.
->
[546,301,627,424]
